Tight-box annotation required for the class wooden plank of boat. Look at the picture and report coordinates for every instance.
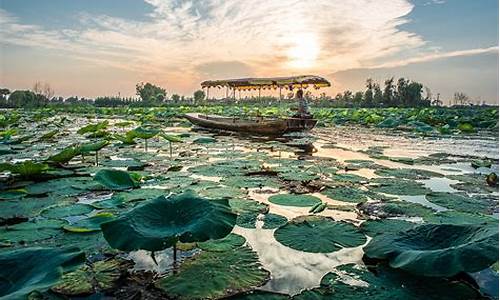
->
[183,113,317,135]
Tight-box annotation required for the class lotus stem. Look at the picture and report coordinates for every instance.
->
[145,139,148,152]
[173,242,178,274]
[95,151,99,166]
[81,153,85,163]
[169,141,173,158]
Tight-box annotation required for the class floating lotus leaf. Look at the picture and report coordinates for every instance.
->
[448,173,498,194]
[111,188,165,203]
[294,263,481,300]
[279,170,319,182]
[26,177,102,197]
[236,212,260,228]
[424,211,499,225]
[51,231,111,255]
[0,161,48,178]
[471,159,492,169]
[268,194,321,207]
[228,291,288,300]
[425,192,497,214]
[47,145,81,164]
[274,216,366,253]
[358,201,435,218]
[360,219,416,237]
[100,191,237,251]
[330,173,367,183]
[262,213,288,229]
[51,258,132,296]
[100,159,148,170]
[193,136,216,144]
[229,199,268,229]
[199,186,247,199]
[94,169,139,191]
[364,223,499,277]
[388,157,414,165]
[0,196,60,222]
[368,178,431,195]
[78,140,109,153]
[197,233,246,252]
[0,247,85,300]
[374,168,443,180]
[0,219,67,244]
[344,159,385,170]
[0,189,26,201]
[223,176,280,189]
[39,129,58,141]
[322,187,367,203]
[63,212,115,233]
[190,160,261,177]
[155,246,269,299]
[77,121,108,134]
[41,203,94,219]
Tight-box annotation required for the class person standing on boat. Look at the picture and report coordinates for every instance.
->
[295,89,312,118]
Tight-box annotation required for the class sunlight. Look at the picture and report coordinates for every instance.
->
[286,33,320,69]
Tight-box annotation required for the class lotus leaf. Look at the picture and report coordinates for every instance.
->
[78,140,109,153]
[268,194,321,207]
[458,122,475,133]
[197,233,246,252]
[424,211,498,225]
[374,168,443,180]
[100,191,237,251]
[155,246,269,299]
[274,216,366,253]
[262,213,288,229]
[448,173,498,194]
[360,219,416,237]
[41,203,94,219]
[279,171,319,182]
[228,291,288,300]
[26,177,101,197]
[330,173,367,183]
[77,121,108,134]
[51,258,132,296]
[0,161,49,178]
[322,187,367,203]
[193,136,216,144]
[0,247,85,300]
[0,219,67,244]
[199,186,247,199]
[223,175,280,189]
[94,169,139,191]
[63,212,115,233]
[363,223,499,277]
[130,127,159,139]
[368,178,431,195]
[47,146,81,164]
[358,201,435,218]
[0,196,61,223]
[294,263,481,300]
[425,192,497,214]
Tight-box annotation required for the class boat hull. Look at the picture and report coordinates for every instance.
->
[183,113,317,135]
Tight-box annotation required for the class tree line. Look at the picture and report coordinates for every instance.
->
[0,78,485,108]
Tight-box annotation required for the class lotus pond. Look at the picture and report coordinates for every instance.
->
[0,109,498,300]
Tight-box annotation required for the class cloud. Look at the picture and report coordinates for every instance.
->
[366,46,499,69]
[0,0,492,95]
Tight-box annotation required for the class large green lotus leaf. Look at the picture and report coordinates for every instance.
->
[0,196,62,222]
[193,136,216,144]
[228,291,288,300]
[111,188,165,203]
[51,258,132,296]
[262,213,288,229]
[26,177,102,197]
[155,246,269,299]
[363,223,499,277]
[63,212,115,233]
[358,201,435,218]
[77,121,108,135]
[294,263,481,300]
[41,203,94,219]
[94,169,139,191]
[0,161,49,178]
[447,173,498,194]
[229,199,268,229]
[0,247,85,300]
[235,212,260,228]
[268,194,321,207]
[222,176,280,189]
[322,187,367,203]
[367,178,431,195]
[46,146,81,164]
[360,219,416,237]
[0,189,26,201]
[100,191,237,251]
[425,192,497,214]
[78,140,109,153]
[274,216,366,253]
[197,233,246,252]
[330,173,367,183]
[51,232,111,255]
[0,219,67,244]
[344,159,385,170]
[424,211,499,225]
[278,170,319,182]
[130,126,159,139]
[199,186,247,199]
[374,168,443,180]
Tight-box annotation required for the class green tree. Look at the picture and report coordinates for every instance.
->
[136,82,166,104]
[353,91,364,106]
[8,90,37,108]
[171,94,181,102]
[193,90,206,104]
[373,83,383,106]
[406,81,424,106]
[364,78,374,107]
[383,77,395,107]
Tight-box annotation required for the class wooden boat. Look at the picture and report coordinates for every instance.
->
[184,113,317,135]
[184,75,331,135]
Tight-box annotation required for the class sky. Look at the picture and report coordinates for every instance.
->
[0,0,498,104]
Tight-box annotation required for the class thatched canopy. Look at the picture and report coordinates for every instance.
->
[200,75,331,91]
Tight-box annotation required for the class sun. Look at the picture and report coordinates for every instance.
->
[286,33,320,69]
